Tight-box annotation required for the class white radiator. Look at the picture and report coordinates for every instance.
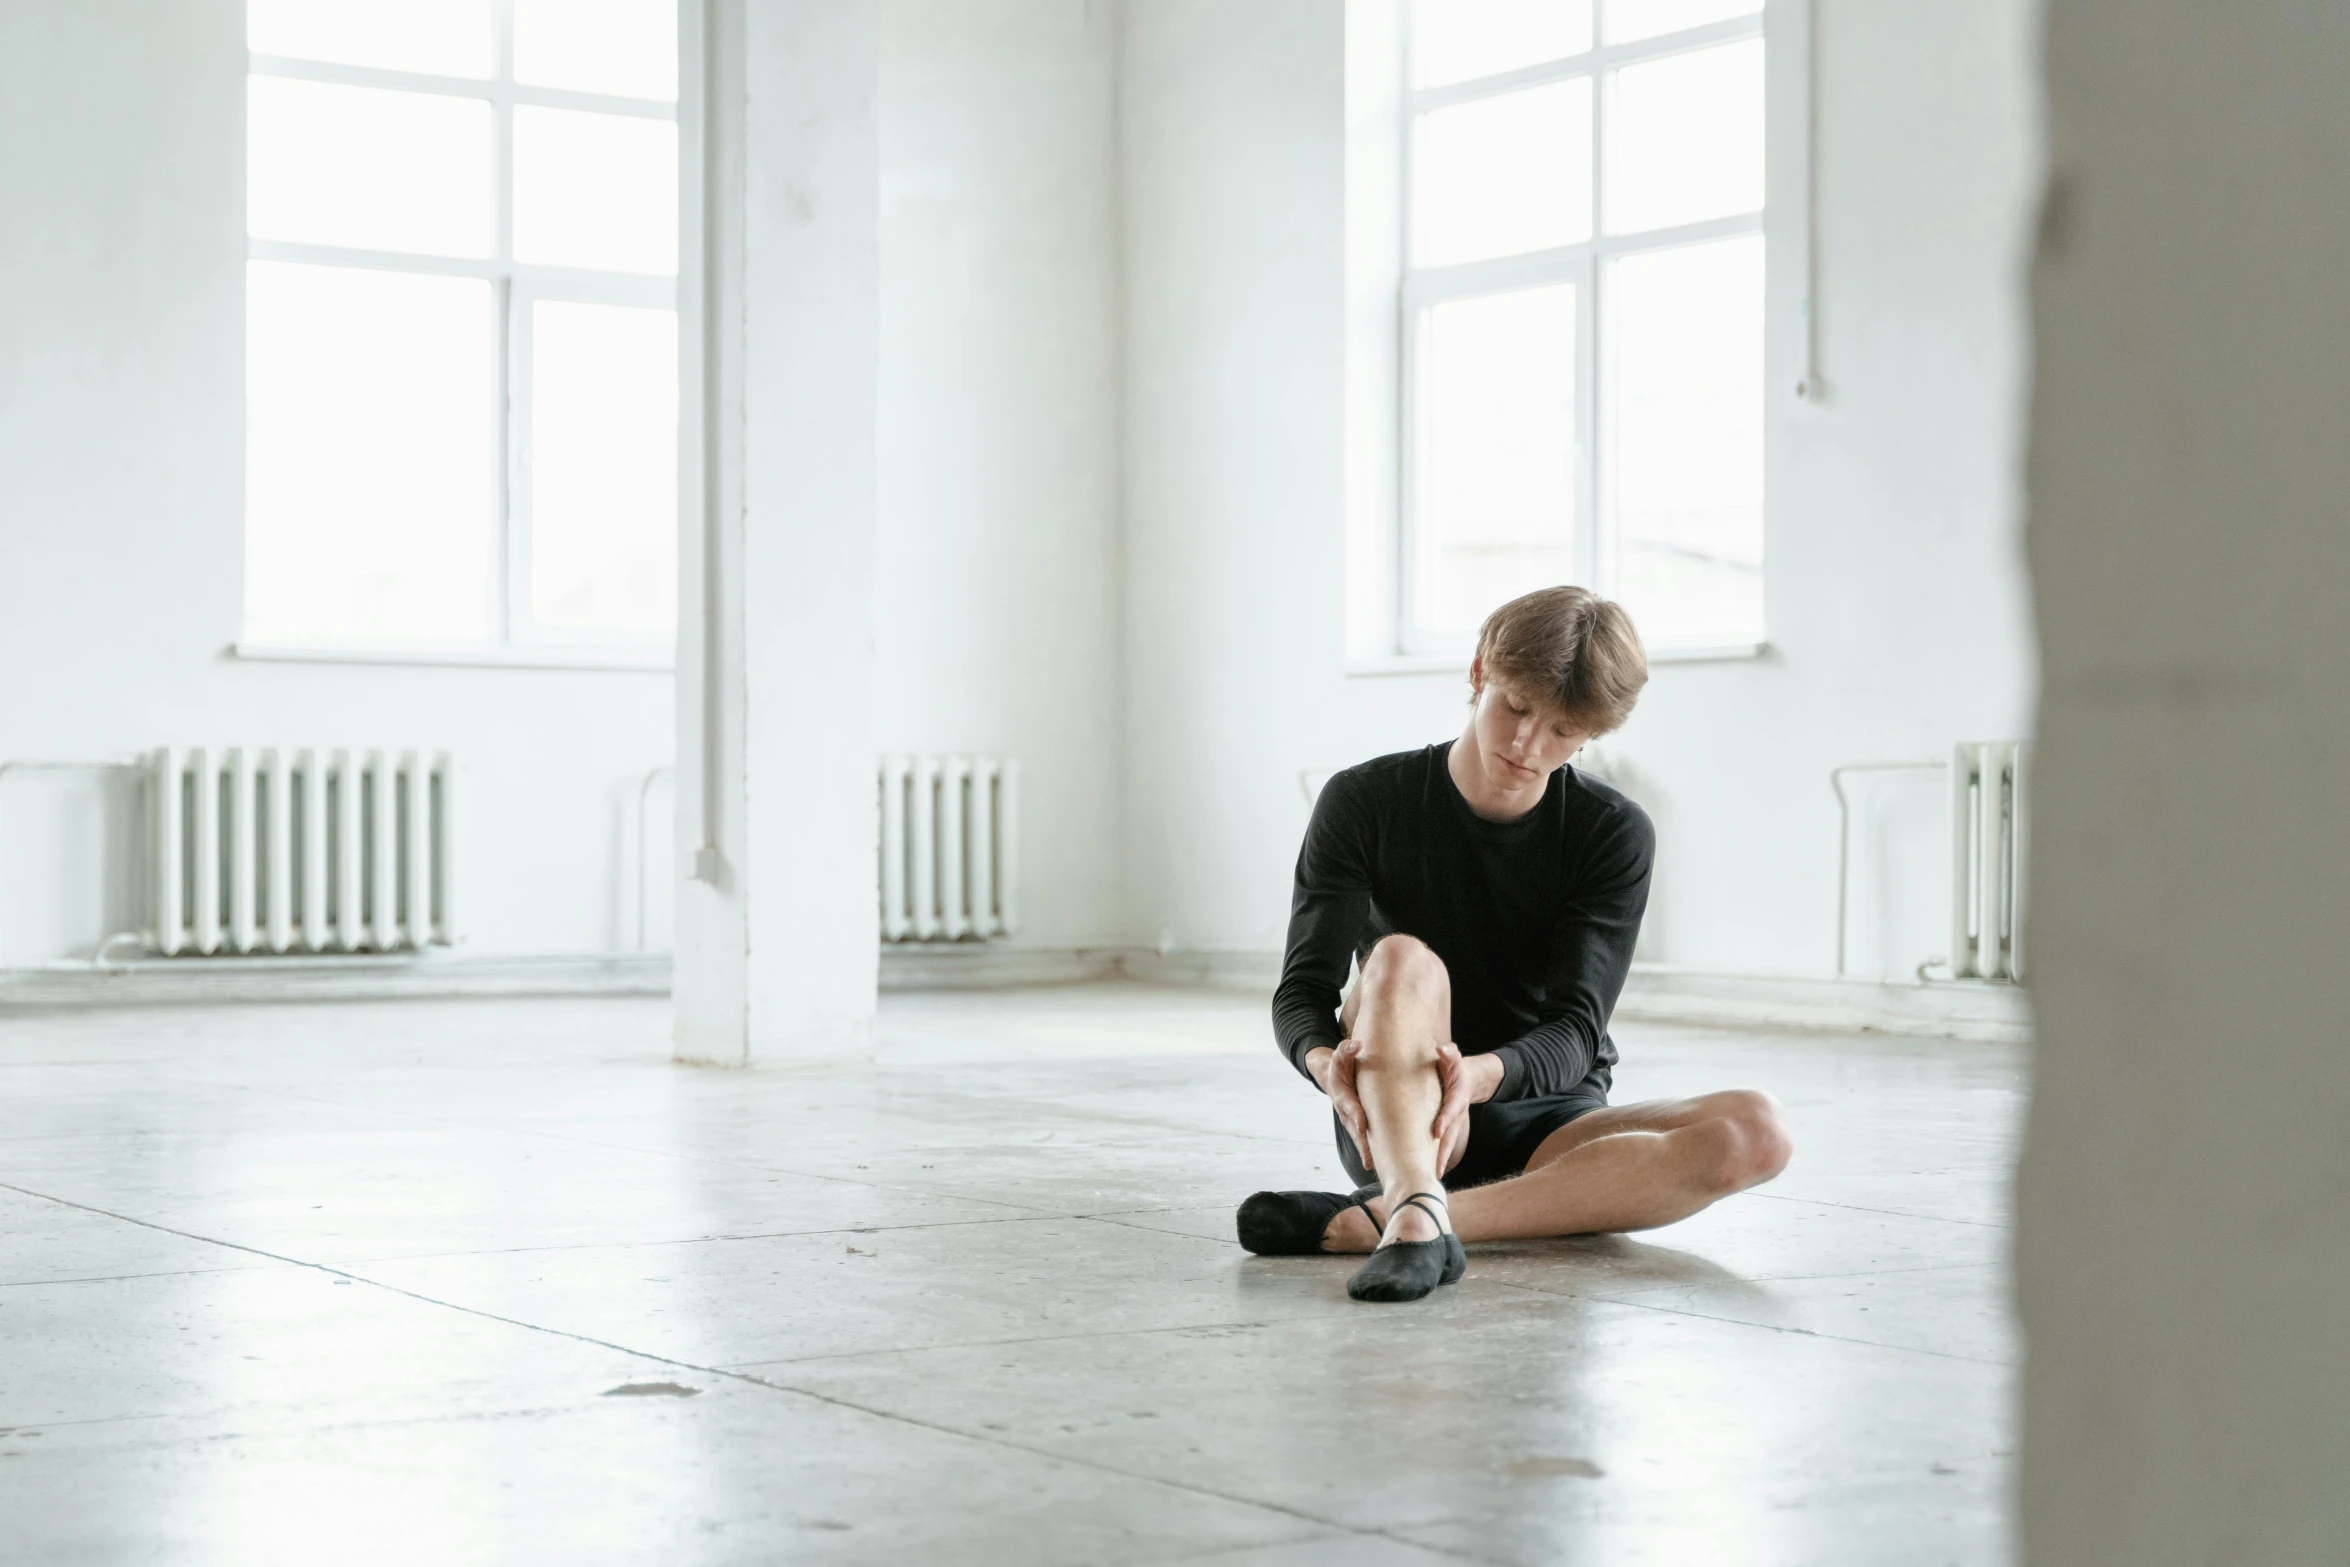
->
[878,754,1018,942]
[150,746,454,956]
[1950,740,2027,982]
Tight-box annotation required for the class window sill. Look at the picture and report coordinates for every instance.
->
[1345,641,1769,678]
[227,641,674,673]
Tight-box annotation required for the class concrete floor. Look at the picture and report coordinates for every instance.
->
[0,984,2021,1565]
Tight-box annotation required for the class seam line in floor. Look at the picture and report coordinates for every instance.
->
[0,1175,1507,1567]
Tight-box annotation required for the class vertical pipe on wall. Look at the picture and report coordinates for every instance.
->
[679,0,733,891]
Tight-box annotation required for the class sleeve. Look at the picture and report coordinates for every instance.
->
[1270,770,1378,1086]
[1485,801,1654,1102]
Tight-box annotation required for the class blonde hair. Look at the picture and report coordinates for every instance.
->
[1473,586,1649,736]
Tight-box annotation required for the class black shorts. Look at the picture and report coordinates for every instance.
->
[1335,1090,1610,1191]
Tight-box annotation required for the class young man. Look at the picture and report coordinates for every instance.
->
[1239,587,1792,1302]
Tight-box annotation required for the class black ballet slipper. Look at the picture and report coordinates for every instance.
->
[1236,1187,1381,1256]
[1345,1192,1467,1303]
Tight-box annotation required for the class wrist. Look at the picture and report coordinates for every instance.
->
[1473,1050,1506,1103]
[1304,1044,1336,1087]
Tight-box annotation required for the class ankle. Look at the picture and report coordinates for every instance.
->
[1379,1188,1447,1245]
[1322,1197,1384,1253]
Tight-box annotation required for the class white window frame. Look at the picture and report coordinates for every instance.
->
[1387,1,1811,665]
[240,3,683,667]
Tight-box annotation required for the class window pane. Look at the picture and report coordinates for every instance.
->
[1602,37,1764,236]
[515,0,679,102]
[1423,284,1578,633]
[513,107,679,275]
[248,0,493,77]
[1414,79,1592,268]
[1602,0,1761,46]
[528,301,679,638]
[1605,235,1763,643]
[1412,0,1593,89]
[245,262,497,643]
[247,76,493,257]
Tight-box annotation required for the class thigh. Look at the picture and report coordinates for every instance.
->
[1519,1091,1749,1171]
[1447,1092,1608,1187]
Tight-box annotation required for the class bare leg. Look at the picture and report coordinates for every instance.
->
[1324,1089,1791,1250]
[1341,936,1453,1246]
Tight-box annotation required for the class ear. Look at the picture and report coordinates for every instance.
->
[1466,656,1484,699]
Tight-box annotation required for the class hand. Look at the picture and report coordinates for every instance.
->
[1430,1043,1500,1176]
[1308,1040,1374,1172]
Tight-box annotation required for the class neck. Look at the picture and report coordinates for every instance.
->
[1448,728,1545,823]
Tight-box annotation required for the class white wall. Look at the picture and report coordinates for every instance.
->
[2022,1,2350,1557]
[4,0,2037,982]
[878,0,1125,951]
[0,0,1135,970]
[1118,0,2040,980]
[0,0,673,963]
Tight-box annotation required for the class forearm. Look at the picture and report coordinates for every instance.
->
[1462,1048,1505,1105]
[1276,1002,1343,1081]
[1303,1044,1335,1088]
[1486,1024,1595,1101]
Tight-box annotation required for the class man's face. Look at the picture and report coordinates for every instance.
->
[1468,669,1588,793]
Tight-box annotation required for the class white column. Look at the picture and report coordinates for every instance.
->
[2025,0,2350,1559]
[674,0,879,1067]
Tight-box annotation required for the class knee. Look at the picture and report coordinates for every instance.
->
[1351,936,1447,1067]
[1693,1089,1793,1194]
[1359,934,1444,1002]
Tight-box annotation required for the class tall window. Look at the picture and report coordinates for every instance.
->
[1404,0,1766,651]
[244,0,681,654]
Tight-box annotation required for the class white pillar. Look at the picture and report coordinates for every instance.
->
[2025,1,2350,1559]
[674,0,879,1067]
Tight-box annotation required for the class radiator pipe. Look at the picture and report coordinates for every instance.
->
[1831,760,1947,979]
[636,764,674,951]
[0,759,146,967]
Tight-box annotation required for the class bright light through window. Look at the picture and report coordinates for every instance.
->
[243,0,680,651]
[247,0,493,78]
[1403,0,1767,649]
[529,301,679,635]
[513,106,679,275]
[246,76,494,258]
[1412,0,1593,89]
[1424,285,1579,633]
[1607,236,1764,643]
[245,262,497,643]
[514,0,678,100]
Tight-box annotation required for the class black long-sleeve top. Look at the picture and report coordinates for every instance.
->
[1271,742,1654,1102]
